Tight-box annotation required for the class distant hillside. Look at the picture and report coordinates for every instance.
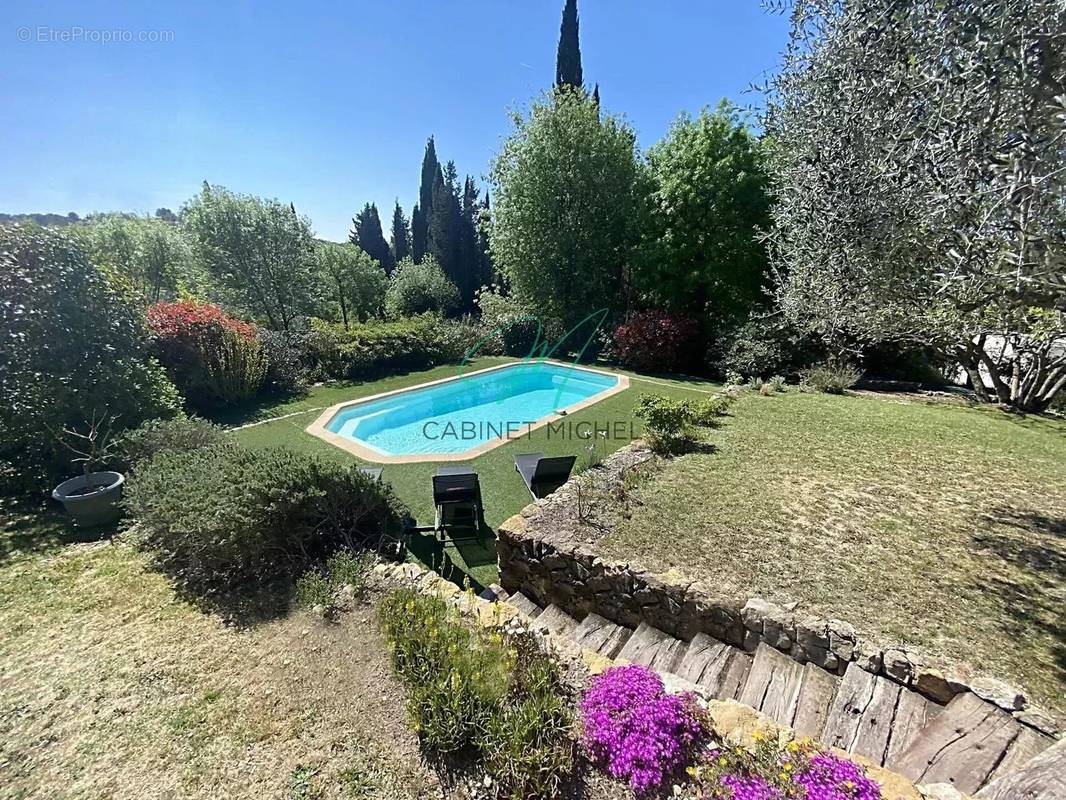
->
[0,212,82,227]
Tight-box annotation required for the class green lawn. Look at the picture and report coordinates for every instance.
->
[598,389,1066,716]
[231,356,721,588]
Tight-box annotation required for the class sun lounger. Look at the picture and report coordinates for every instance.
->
[432,465,483,541]
[513,453,576,499]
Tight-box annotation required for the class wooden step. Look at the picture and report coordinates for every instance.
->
[617,622,687,673]
[537,604,578,637]
[675,633,752,700]
[505,591,543,619]
[571,613,632,658]
[884,689,942,768]
[791,662,839,740]
[738,643,806,727]
[894,692,1025,793]
[976,736,1065,799]
[984,725,1054,786]
[822,662,902,765]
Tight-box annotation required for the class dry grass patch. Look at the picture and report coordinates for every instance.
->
[0,510,436,800]
[599,391,1066,716]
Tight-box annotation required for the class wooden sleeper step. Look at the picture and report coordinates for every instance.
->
[571,613,632,658]
[675,633,752,701]
[505,591,543,619]
[617,622,687,673]
[536,604,579,637]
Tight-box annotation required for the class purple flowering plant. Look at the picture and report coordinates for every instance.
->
[581,664,709,794]
[690,734,882,800]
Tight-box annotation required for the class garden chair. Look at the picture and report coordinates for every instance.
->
[357,466,384,482]
[432,465,483,542]
[513,453,576,500]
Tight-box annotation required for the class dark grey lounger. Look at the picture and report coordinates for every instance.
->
[514,453,577,499]
[432,466,482,540]
[358,466,383,482]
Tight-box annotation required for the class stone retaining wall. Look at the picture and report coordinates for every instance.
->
[496,445,1058,737]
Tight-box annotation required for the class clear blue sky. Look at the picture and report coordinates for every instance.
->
[1,1,790,241]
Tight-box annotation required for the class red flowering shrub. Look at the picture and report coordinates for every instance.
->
[614,311,700,373]
[147,301,264,408]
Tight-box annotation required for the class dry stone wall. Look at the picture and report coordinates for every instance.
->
[496,445,1059,738]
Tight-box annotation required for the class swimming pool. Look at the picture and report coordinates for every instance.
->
[306,361,629,462]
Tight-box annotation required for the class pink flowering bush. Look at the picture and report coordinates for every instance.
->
[581,664,708,794]
[692,735,882,800]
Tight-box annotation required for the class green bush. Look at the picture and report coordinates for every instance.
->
[801,361,863,394]
[295,550,377,610]
[385,256,460,318]
[126,445,407,597]
[689,395,731,425]
[378,589,574,797]
[475,286,549,357]
[201,326,268,405]
[711,315,825,380]
[258,328,310,396]
[304,315,484,380]
[0,223,181,493]
[114,416,231,472]
[768,375,787,392]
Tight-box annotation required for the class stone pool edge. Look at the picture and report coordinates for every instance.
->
[304,359,631,464]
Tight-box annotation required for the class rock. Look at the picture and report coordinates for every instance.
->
[828,619,857,661]
[912,666,959,704]
[310,603,327,618]
[741,598,775,633]
[1013,706,1060,737]
[743,629,761,652]
[796,617,830,651]
[854,640,883,674]
[970,676,1026,712]
[883,648,915,684]
[918,782,967,800]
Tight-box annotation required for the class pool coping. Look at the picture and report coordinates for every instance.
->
[305,359,631,464]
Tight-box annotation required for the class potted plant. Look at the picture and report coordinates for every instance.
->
[50,410,125,527]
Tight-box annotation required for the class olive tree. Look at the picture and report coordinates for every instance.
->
[490,89,644,329]
[182,184,317,331]
[766,0,1066,412]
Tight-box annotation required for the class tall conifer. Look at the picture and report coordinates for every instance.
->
[555,0,583,90]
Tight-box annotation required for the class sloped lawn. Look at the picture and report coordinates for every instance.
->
[598,390,1066,717]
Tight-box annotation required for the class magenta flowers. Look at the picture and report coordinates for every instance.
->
[581,664,708,793]
[793,752,881,800]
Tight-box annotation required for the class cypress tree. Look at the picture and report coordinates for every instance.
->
[390,200,411,264]
[350,202,394,274]
[412,137,439,262]
[428,162,464,308]
[555,0,583,90]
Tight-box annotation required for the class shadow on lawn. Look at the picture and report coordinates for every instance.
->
[0,501,119,567]
[405,524,498,596]
[973,507,1066,679]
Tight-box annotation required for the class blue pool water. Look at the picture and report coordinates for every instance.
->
[325,361,620,456]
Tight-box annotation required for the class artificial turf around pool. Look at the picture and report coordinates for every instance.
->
[230,356,721,588]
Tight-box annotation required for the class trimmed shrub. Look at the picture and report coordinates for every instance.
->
[581,665,708,794]
[801,361,863,394]
[125,445,407,597]
[114,416,231,472]
[0,223,181,493]
[711,315,825,380]
[378,589,574,797]
[634,393,724,454]
[304,315,483,381]
[614,311,700,373]
[385,256,460,318]
[147,300,265,408]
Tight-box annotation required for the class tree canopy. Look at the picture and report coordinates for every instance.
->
[315,241,386,328]
[555,0,583,90]
[350,202,394,274]
[490,89,643,329]
[637,102,772,323]
[182,183,317,332]
[766,0,1066,411]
